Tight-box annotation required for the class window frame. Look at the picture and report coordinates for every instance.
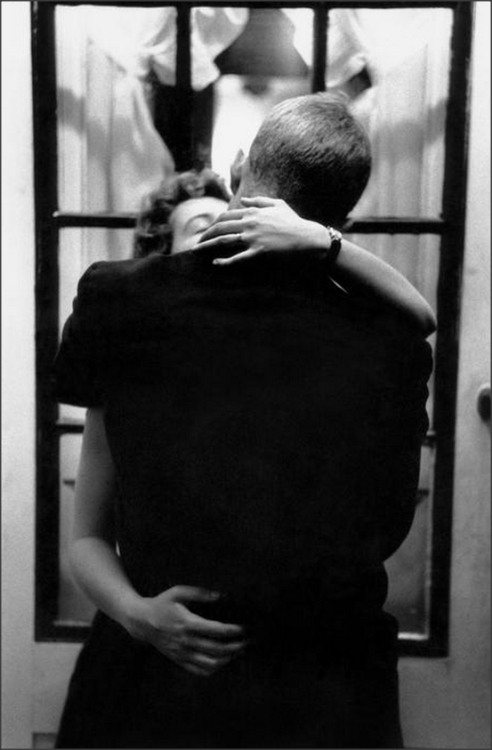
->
[32,0,473,655]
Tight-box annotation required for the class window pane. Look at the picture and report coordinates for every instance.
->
[343,233,439,311]
[343,232,439,425]
[55,5,315,204]
[55,4,177,212]
[58,227,134,423]
[206,7,313,181]
[211,74,311,183]
[341,230,439,637]
[58,433,95,625]
[385,444,435,637]
[325,8,453,219]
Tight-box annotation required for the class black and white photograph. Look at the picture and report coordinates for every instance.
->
[2,1,490,748]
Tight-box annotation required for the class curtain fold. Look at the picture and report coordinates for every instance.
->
[57,6,248,214]
[285,7,452,223]
[56,6,248,265]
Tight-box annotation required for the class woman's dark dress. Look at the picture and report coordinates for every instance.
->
[53,250,432,748]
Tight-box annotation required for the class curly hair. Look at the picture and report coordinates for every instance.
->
[133,169,231,258]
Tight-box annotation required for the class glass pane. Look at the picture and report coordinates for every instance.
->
[207,7,313,182]
[212,74,311,184]
[385,444,435,637]
[55,4,177,212]
[58,227,134,423]
[343,233,439,311]
[33,734,56,750]
[343,232,439,426]
[324,7,453,219]
[341,232,438,637]
[58,434,95,625]
[55,5,314,205]
[341,232,439,639]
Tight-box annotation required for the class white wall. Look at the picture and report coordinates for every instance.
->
[1,2,490,748]
[1,2,36,748]
[399,2,491,747]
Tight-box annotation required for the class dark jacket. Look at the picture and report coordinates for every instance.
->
[54,248,431,629]
[53,248,432,748]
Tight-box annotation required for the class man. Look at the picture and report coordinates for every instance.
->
[53,93,432,748]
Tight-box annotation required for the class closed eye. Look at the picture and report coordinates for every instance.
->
[185,214,215,235]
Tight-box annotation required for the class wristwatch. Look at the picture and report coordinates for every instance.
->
[326,225,343,265]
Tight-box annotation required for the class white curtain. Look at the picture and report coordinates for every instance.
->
[285,8,452,216]
[328,9,452,221]
[56,5,248,271]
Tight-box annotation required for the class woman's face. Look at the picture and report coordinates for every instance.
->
[169,197,228,254]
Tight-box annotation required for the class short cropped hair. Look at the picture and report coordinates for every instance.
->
[133,169,230,258]
[248,93,371,227]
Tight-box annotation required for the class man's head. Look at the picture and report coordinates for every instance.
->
[231,92,371,228]
[133,169,230,257]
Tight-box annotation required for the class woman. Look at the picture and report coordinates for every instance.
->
[54,168,434,748]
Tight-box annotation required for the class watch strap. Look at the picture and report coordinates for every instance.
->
[325,226,343,265]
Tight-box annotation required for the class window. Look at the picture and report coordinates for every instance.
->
[33,1,473,655]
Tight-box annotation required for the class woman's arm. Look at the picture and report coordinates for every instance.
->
[198,197,437,337]
[328,238,437,336]
[70,408,246,676]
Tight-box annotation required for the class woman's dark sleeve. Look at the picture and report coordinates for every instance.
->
[52,262,107,408]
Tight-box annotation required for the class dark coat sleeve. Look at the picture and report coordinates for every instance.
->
[364,329,434,562]
[52,262,108,407]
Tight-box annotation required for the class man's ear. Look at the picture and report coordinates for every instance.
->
[230,149,246,194]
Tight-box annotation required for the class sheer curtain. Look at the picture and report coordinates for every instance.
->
[330,9,452,243]
[56,6,248,267]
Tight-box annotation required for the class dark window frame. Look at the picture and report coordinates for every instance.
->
[32,1,473,656]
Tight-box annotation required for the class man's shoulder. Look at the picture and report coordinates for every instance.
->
[81,251,206,288]
[75,253,192,310]
[72,252,212,339]
[77,254,165,293]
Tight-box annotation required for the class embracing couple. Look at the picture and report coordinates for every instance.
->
[53,92,434,749]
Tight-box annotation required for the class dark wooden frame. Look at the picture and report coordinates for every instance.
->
[32,1,473,653]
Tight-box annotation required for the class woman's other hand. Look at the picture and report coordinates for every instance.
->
[198,197,330,266]
[126,585,247,677]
